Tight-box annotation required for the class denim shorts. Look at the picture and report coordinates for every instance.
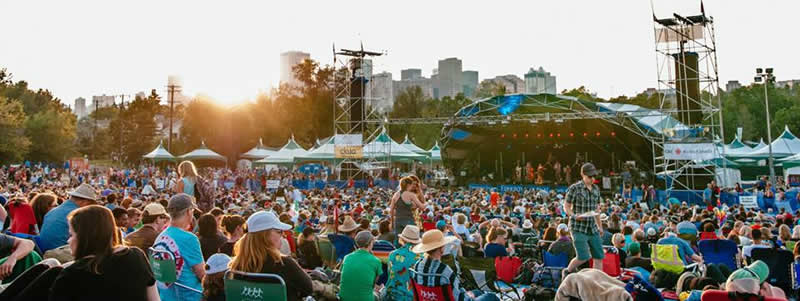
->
[572,231,605,261]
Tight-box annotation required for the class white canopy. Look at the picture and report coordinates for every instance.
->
[241,138,278,160]
[429,141,442,162]
[400,135,430,156]
[739,126,800,159]
[179,141,226,162]
[721,136,754,156]
[362,128,427,162]
[255,135,309,165]
[142,140,176,162]
[295,136,338,162]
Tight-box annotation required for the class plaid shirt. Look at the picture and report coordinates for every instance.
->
[411,257,471,301]
[566,180,601,234]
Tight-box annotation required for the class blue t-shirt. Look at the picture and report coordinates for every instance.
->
[154,226,204,301]
[657,236,695,265]
[484,243,508,258]
[39,200,79,251]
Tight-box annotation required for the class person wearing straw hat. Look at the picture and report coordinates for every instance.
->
[339,230,382,301]
[329,216,360,261]
[39,183,97,252]
[410,229,500,301]
[385,225,422,301]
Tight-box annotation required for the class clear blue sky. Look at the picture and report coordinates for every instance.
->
[1,0,798,105]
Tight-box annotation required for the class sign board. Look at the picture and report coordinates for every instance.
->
[69,157,89,171]
[266,180,280,189]
[656,24,704,43]
[663,143,716,160]
[602,177,612,189]
[334,134,363,159]
[739,195,758,209]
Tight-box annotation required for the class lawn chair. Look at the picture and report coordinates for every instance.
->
[316,236,337,268]
[372,240,395,286]
[458,256,521,300]
[409,268,456,301]
[148,247,203,295]
[700,290,787,301]
[698,239,739,271]
[534,251,568,289]
[224,270,287,301]
[751,248,793,295]
[327,233,355,263]
[589,247,639,281]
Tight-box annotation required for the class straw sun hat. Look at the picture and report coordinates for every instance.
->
[411,229,457,254]
[338,216,360,232]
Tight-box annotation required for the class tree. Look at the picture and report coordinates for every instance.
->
[0,96,30,163]
[24,108,76,162]
[474,81,506,99]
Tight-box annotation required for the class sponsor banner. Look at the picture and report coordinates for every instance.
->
[266,180,280,189]
[739,195,758,209]
[334,134,363,159]
[69,157,89,171]
[663,143,716,160]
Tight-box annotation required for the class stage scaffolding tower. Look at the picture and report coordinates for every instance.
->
[651,2,725,193]
[332,44,389,181]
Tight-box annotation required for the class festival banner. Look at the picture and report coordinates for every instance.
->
[334,134,363,159]
[739,195,758,209]
[663,143,716,160]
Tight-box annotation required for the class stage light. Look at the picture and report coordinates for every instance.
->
[570,132,574,137]
[611,132,616,136]
[557,133,561,137]
[513,133,517,139]
[583,132,588,137]
[525,133,529,138]
[596,132,600,136]
[537,133,542,138]
[549,133,553,137]
[500,134,505,138]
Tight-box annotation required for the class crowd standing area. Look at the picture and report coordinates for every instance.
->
[0,161,797,301]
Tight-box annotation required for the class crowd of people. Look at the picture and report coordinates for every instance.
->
[0,160,797,300]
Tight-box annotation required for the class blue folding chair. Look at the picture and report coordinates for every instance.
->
[535,251,568,289]
[327,233,355,262]
[698,239,739,271]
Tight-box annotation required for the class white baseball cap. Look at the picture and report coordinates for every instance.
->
[246,210,292,233]
[205,253,231,274]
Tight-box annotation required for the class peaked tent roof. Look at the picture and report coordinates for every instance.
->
[718,136,754,156]
[363,128,428,162]
[429,141,442,162]
[737,126,800,159]
[255,135,309,164]
[179,141,226,162]
[400,135,430,156]
[295,136,338,162]
[142,140,176,162]
[241,138,277,160]
[753,138,768,150]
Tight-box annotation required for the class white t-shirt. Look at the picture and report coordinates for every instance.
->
[742,242,770,258]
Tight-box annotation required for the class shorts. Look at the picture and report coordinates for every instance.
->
[573,232,605,261]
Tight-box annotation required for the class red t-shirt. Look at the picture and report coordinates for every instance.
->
[490,192,499,207]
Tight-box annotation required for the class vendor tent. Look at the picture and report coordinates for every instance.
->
[721,136,754,156]
[429,141,442,162]
[737,126,800,159]
[255,135,309,165]
[142,140,176,162]
[295,136,338,163]
[363,128,428,162]
[240,138,277,160]
[400,135,430,156]
[179,141,226,162]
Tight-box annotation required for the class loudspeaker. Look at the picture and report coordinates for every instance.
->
[674,52,700,125]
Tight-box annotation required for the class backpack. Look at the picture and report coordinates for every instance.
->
[523,284,555,301]
[193,177,215,212]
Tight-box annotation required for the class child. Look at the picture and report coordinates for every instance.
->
[202,253,231,301]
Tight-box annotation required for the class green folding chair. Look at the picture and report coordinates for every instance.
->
[148,247,203,295]
[317,237,336,269]
[224,270,287,301]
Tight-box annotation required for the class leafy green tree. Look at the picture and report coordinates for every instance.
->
[0,96,30,163]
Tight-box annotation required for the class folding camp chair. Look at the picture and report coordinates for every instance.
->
[410,268,456,301]
[372,240,395,286]
[327,233,355,263]
[589,247,639,281]
[224,270,287,301]
[534,251,568,289]
[458,256,521,300]
[422,222,436,232]
[316,237,337,268]
[148,247,203,295]
[751,248,793,295]
[700,290,787,301]
[698,239,739,271]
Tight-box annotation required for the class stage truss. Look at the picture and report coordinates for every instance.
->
[332,45,390,180]
[651,3,725,193]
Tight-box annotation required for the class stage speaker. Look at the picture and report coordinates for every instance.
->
[673,52,700,125]
[350,76,366,133]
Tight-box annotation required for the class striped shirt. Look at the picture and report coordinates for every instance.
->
[411,257,471,301]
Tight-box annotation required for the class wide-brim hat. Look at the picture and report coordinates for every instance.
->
[728,260,769,284]
[68,183,97,201]
[412,229,457,254]
[338,216,360,232]
[522,220,533,229]
[398,225,422,244]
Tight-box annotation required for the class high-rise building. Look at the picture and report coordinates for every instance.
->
[370,72,394,112]
[462,70,479,98]
[90,94,115,112]
[775,79,800,89]
[437,58,463,99]
[167,76,191,106]
[524,67,557,94]
[401,69,422,80]
[483,75,525,94]
[393,77,434,100]
[73,97,87,119]
[725,80,742,92]
[279,51,311,88]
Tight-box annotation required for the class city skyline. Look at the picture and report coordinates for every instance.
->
[2,0,799,106]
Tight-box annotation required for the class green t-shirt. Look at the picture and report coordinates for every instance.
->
[339,249,382,301]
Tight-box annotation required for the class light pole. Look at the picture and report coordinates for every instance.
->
[755,67,776,186]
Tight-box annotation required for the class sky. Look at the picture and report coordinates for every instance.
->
[1,0,799,107]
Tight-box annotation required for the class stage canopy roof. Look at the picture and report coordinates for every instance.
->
[179,141,226,162]
[142,140,176,162]
[240,138,278,160]
[255,135,309,165]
